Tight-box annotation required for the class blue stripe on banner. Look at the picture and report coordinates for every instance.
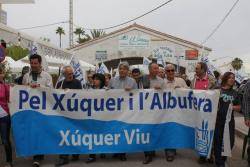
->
[12,110,207,157]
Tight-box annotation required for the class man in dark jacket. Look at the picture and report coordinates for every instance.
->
[55,65,82,167]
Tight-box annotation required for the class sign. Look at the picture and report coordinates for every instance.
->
[95,51,107,61]
[152,46,174,60]
[10,86,219,157]
[119,35,150,49]
[186,50,198,60]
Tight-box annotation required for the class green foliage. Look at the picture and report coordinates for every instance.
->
[231,57,243,71]
[90,29,106,39]
[7,45,29,61]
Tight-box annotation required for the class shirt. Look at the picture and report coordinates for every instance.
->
[194,74,209,90]
[243,81,250,119]
[22,70,53,88]
[108,76,137,89]
[56,79,82,89]
[165,77,188,89]
[0,83,10,114]
[149,76,165,89]
[217,88,240,124]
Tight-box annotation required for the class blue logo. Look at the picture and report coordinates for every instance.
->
[195,120,211,156]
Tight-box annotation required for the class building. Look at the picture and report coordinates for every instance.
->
[69,23,211,78]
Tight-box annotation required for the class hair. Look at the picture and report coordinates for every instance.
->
[213,70,220,79]
[148,62,158,70]
[104,73,111,79]
[22,66,30,75]
[165,64,175,71]
[132,68,140,74]
[1,40,6,48]
[197,62,208,73]
[118,61,129,70]
[92,73,105,89]
[29,54,42,63]
[221,72,235,87]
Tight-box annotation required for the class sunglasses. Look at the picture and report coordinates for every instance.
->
[166,69,175,72]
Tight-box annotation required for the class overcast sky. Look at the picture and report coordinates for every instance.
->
[3,0,250,70]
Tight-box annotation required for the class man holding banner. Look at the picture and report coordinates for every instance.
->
[191,62,216,164]
[108,61,137,161]
[55,65,82,167]
[22,54,53,167]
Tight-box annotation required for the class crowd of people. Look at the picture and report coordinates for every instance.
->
[0,53,250,167]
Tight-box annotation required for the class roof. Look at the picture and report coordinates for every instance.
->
[69,23,212,51]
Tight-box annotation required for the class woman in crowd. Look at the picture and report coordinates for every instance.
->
[214,72,241,167]
[0,64,13,167]
[86,73,106,163]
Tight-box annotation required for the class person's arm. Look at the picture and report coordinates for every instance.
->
[243,82,250,127]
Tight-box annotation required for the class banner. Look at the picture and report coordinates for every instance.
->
[10,86,219,157]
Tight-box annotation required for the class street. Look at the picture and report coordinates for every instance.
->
[0,135,248,167]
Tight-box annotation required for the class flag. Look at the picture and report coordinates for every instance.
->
[97,62,109,74]
[201,56,215,77]
[29,41,49,72]
[143,56,151,66]
[157,55,166,68]
[70,56,85,86]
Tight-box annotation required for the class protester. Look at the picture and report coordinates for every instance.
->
[0,64,13,167]
[164,64,187,162]
[242,79,250,166]
[140,62,165,164]
[104,73,111,88]
[84,72,94,89]
[131,68,143,88]
[108,61,137,161]
[214,70,221,88]
[86,73,106,163]
[158,67,165,79]
[213,72,240,167]
[55,65,82,167]
[181,73,191,87]
[22,54,53,167]
[191,62,216,164]
[14,66,30,85]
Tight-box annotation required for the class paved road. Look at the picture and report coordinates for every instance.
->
[0,136,248,167]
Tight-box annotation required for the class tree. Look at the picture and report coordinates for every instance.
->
[7,45,29,61]
[74,28,85,43]
[231,57,243,71]
[40,37,50,43]
[90,29,106,39]
[56,27,65,48]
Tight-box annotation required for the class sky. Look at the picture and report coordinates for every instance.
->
[2,0,250,71]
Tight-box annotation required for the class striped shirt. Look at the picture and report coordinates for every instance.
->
[243,81,250,119]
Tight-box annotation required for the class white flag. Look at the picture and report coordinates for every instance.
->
[70,56,85,86]
[157,55,166,68]
[201,56,216,77]
[97,62,109,74]
[0,105,8,118]
[143,56,151,66]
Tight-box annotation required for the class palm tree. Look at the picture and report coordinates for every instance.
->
[56,27,65,48]
[231,57,243,71]
[90,29,106,39]
[74,28,85,43]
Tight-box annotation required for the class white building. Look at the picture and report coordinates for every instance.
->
[69,23,212,77]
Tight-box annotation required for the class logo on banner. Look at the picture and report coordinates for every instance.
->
[195,120,211,156]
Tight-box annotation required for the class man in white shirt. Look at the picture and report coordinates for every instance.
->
[22,54,53,167]
[164,64,187,162]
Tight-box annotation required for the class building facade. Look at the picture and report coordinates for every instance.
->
[69,23,211,78]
